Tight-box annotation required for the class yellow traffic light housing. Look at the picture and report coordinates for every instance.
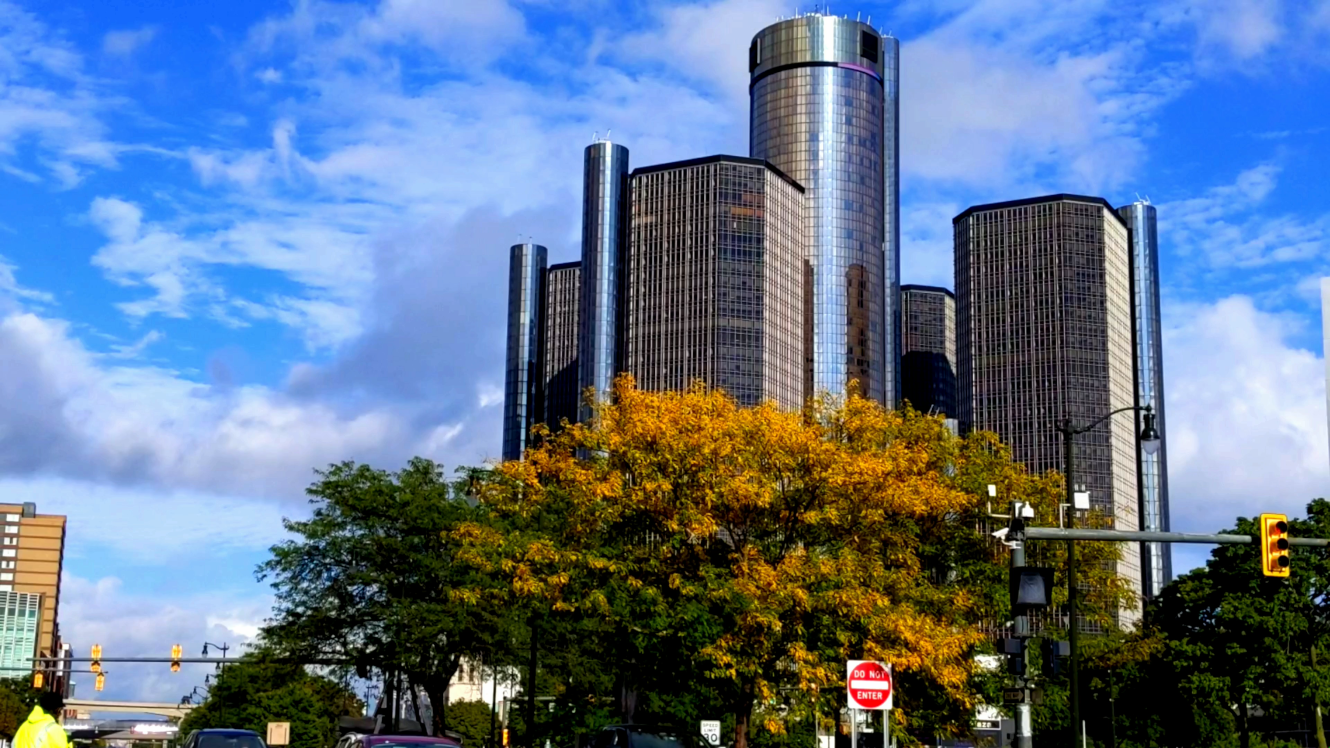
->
[91,643,102,674]
[171,644,182,672]
[1260,513,1291,577]
[32,671,42,689]
[95,673,105,692]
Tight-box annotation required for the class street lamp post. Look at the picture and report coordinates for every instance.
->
[1055,405,1160,747]
[202,642,229,670]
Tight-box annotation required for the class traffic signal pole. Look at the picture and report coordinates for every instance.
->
[1009,506,1033,748]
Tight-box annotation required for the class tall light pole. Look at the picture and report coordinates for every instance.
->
[1056,404,1160,746]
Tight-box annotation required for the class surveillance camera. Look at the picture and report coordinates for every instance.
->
[991,527,1010,540]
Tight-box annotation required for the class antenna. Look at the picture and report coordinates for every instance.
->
[605,129,611,141]
[857,11,861,20]
[866,15,871,25]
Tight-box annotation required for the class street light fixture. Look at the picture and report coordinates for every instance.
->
[1055,403,1160,747]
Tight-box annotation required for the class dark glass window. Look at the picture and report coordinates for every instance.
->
[860,31,879,63]
[749,38,761,72]
[198,736,264,748]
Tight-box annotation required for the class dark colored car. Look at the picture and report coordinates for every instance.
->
[592,725,717,748]
[181,729,268,748]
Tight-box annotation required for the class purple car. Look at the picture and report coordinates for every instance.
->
[342,736,463,748]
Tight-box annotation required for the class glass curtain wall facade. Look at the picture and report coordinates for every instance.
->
[955,195,1142,628]
[544,262,582,430]
[1119,201,1172,599]
[502,243,547,460]
[578,140,631,420]
[900,285,957,418]
[0,591,40,678]
[623,156,805,410]
[749,13,899,406]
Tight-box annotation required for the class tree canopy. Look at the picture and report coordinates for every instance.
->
[458,376,1132,748]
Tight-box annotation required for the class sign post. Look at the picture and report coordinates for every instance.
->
[847,661,892,748]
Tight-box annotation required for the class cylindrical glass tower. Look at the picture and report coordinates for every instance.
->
[502,242,548,460]
[578,140,630,420]
[1120,200,1172,598]
[749,13,899,405]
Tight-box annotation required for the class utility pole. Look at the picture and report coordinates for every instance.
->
[1061,422,1080,748]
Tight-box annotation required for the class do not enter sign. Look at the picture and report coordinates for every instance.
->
[846,660,893,710]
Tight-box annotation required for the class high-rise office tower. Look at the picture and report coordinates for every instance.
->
[1119,200,1172,600]
[749,13,900,405]
[578,140,631,420]
[0,502,65,676]
[900,285,957,419]
[544,261,582,429]
[502,243,547,460]
[623,156,805,409]
[955,195,1141,626]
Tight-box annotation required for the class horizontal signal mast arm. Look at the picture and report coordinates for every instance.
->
[1023,527,1330,547]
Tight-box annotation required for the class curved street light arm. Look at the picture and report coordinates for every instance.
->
[1059,404,1153,436]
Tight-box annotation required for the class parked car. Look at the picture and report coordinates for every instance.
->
[592,725,716,748]
[180,729,268,748]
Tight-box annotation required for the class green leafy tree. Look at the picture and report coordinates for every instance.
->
[444,700,495,747]
[178,655,361,748]
[259,458,519,735]
[0,679,34,739]
[1070,499,1330,748]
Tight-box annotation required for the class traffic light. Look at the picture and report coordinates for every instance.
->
[171,644,183,672]
[32,671,42,689]
[502,729,509,747]
[1041,639,1070,677]
[91,644,102,674]
[1000,638,1025,676]
[95,673,105,692]
[1260,513,1292,578]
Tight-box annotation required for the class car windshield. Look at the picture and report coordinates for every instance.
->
[628,729,697,748]
[198,735,265,748]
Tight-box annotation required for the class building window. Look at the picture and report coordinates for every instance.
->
[2,538,15,546]
[1,549,14,558]
[0,573,12,581]
[860,31,880,64]
[0,561,13,569]
[3,515,16,522]
[0,585,11,592]
[2,526,16,534]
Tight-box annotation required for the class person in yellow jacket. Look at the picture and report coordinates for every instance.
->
[14,692,69,748]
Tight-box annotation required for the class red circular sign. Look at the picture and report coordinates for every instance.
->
[847,661,892,709]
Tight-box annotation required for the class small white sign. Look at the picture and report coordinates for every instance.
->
[267,722,291,746]
[1073,490,1090,510]
[700,720,721,747]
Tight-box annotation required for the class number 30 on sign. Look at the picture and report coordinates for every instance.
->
[846,660,892,710]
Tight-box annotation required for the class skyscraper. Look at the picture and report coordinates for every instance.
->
[623,156,805,409]
[1119,200,1172,599]
[0,502,65,675]
[502,243,547,461]
[749,13,900,405]
[578,140,631,420]
[900,285,957,419]
[955,195,1141,626]
[544,262,582,429]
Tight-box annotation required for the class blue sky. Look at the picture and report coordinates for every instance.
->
[1,0,1328,703]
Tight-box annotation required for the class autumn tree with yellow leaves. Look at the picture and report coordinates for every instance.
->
[458,376,1134,748]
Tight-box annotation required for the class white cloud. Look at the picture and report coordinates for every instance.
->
[1163,163,1330,270]
[107,329,164,359]
[0,1,119,185]
[1164,295,1330,535]
[59,574,270,703]
[102,26,157,57]
[0,311,491,497]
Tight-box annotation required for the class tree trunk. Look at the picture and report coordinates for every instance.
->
[1239,699,1250,748]
[407,675,423,731]
[733,683,756,748]
[1315,647,1327,748]
[421,674,451,738]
